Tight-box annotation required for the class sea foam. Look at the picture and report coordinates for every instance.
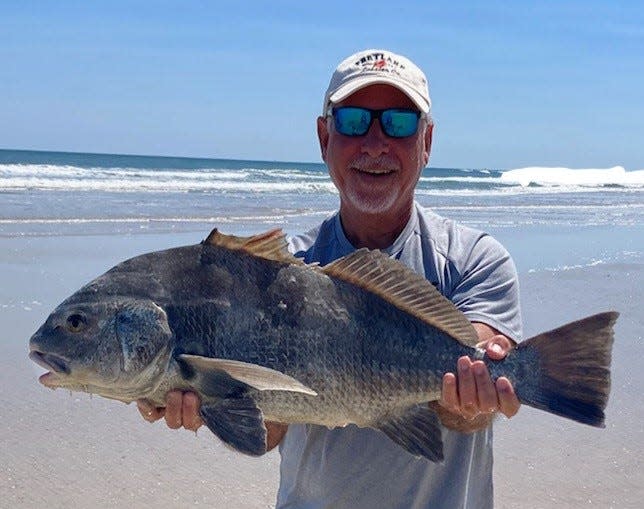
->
[500,166,644,187]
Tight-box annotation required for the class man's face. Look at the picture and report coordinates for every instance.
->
[317,84,433,217]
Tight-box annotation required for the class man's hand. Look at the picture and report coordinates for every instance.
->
[434,323,521,432]
[136,390,288,450]
[136,390,203,432]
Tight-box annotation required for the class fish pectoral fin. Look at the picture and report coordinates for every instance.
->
[200,396,267,456]
[178,354,317,397]
[376,404,444,463]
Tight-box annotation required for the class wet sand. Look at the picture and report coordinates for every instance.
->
[1,234,642,508]
[494,265,644,508]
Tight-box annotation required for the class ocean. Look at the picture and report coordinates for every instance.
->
[1,148,643,273]
[2,150,644,507]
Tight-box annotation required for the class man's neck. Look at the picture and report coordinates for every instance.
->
[339,203,414,250]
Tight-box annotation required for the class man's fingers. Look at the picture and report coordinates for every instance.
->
[182,391,204,431]
[496,377,520,418]
[456,356,479,419]
[440,372,459,411]
[473,361,499,413]
[485,335,513,360]
[136,399,165,422]
[137,391,204,431]
[164,390,184,429]
[440,347,520,422]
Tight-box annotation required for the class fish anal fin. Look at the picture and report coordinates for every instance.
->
[178,354,317,397]
[376,404,444,462]
[323,249,479,346]
[200,396,267,456]
[203,228,304,265]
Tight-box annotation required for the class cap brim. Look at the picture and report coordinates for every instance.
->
[327,75,430,114]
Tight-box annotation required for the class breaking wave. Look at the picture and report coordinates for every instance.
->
[2,162,643,195]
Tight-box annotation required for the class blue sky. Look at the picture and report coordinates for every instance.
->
[2,1,643,170]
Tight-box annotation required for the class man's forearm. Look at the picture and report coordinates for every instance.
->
[266,421,289,451]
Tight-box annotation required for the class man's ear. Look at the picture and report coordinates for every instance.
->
[317,116,330,161]
[423,122,434,167]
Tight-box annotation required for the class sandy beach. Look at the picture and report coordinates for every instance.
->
[1,232,642,508]
[3,1,643,505]
[494,265,644,508]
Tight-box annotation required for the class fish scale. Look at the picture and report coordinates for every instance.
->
[29,228,617,462]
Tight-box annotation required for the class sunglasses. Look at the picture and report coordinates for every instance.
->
[328,106,423,138]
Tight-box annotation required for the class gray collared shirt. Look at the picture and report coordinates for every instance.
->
[277,202,522,509]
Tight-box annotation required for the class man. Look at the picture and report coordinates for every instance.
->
[138,49,522,508]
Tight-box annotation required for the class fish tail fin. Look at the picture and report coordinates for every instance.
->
[508,311,618,427]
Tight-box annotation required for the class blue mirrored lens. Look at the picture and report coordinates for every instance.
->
[380,110,419,137]
[333,107,372,136]
[332,107,420,138]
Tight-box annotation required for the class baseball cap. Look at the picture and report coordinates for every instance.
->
[323,49,431,115]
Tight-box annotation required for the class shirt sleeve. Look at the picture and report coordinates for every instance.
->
[447,233,523,343]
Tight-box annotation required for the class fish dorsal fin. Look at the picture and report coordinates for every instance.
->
[323,249,479,346]
[204,228,303,265]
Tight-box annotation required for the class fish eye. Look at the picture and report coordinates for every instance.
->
[66,313,87,332]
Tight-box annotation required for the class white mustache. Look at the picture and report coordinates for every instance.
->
[349,155,400,172]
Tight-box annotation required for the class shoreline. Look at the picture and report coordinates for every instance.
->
[1,232,642,508]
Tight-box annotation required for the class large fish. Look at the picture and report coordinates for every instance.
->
[29,229,617,462]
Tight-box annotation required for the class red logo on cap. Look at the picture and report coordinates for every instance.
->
[373,59,387,70]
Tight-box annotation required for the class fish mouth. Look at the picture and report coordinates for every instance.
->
[28,350,115,396]
[29,350,71,375]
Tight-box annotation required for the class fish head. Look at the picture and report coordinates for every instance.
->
[29,295,173,402]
